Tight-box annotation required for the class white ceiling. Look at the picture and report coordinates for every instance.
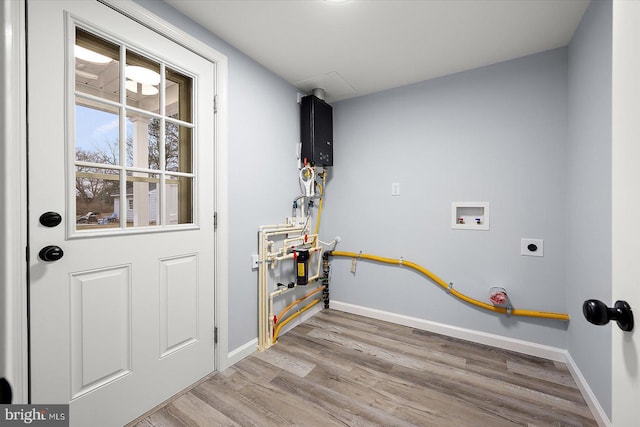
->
[164,0,590,103]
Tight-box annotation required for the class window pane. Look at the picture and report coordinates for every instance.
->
[165,122,192,173]
[125,172,160,228]
[72,28,198,233]
[75,100,120,165]
[126,50,160,114]
[126,111,160,170]
[75,28,120,101]
[75,167,120,230]
[166,176,192,225]
[165,67,192,123]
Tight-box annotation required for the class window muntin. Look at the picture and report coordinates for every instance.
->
[73,26,196,232]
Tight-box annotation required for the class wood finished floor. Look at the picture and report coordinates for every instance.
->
[130,309,597,427]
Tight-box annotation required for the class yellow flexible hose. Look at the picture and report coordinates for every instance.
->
[276,285,326,323]
[273,298,320,344]
[314,196,324,236]
[313,173,326,236]
[331,251,569,321]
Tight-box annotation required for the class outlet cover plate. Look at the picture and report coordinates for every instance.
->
[521,238,544,257]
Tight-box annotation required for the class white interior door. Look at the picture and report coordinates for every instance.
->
[612,1,640,425]
[27,1,216,426]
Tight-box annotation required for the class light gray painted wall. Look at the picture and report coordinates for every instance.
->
[131,8,613,415]
[323,49,570,348]
[567,0,612,418]
[134,0,302,350]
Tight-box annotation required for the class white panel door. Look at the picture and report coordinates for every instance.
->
[27,1,216,426]
[612,1,640,425]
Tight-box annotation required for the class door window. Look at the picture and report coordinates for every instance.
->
[73,27,195,232]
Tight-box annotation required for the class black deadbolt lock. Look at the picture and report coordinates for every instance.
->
[39,211,62,227]
[583,299,634,332]
[39,245,64,262]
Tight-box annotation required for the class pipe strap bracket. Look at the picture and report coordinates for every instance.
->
[447,282,454,294]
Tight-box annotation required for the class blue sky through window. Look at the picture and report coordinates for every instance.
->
[75,104,134,157]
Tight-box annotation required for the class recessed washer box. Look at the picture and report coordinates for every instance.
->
[451,202,489,231]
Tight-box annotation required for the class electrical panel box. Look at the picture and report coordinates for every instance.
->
[301,95,333,166]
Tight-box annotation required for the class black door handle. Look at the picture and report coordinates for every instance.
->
[39,211,62,227]
[39,245,64,262]
[583,299,634,332]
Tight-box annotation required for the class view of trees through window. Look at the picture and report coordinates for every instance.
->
[75,115,180,220]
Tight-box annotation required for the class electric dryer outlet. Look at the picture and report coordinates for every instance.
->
[521,238,544,257]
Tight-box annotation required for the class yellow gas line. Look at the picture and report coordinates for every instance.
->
[276,285,326,323]
[330,251,570,321]
[272,298,321,344]
[313,171,326,237]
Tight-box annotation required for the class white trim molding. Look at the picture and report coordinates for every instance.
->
[226,304,324,369]
[99,0,230,372]
[330,301,609,426]
[564,352,612,427]
[331,301,566,361]
[226,339,258,368]
[0,0,28,404]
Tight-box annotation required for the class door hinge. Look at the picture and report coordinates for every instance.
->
[214,326,218,344]
[214,212,217,229]
[214,95,218,114]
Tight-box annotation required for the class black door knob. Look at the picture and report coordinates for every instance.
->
[39,211,62,227]
[583,299,634,332]
[38,245,64,262]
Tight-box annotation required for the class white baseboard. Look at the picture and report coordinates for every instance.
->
[223,304,323,370]
[225,338,258,369]
[563,351,611,427]
[330,301,566,361]
[330,300,609,426]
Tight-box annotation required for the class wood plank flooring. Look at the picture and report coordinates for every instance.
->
[129,309,597,427]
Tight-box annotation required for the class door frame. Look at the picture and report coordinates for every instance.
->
[0,0,28,405]
[611,1,640,424]
[0,0,229,404]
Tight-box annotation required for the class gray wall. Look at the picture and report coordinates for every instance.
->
[567,0,612,418]
[133,3,612,415]
[134,0,301,350]
[323,48,570,348]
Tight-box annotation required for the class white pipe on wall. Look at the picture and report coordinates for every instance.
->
[258,225,330,350]
[258,224,305,350]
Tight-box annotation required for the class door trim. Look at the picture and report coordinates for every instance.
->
[96,0,230,372]
[1,0,28,404]
[2,0,229,405]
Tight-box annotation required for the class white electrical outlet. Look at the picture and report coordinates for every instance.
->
[391,182,400,196]
[521,239,544,257]
[251,254,260,269]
